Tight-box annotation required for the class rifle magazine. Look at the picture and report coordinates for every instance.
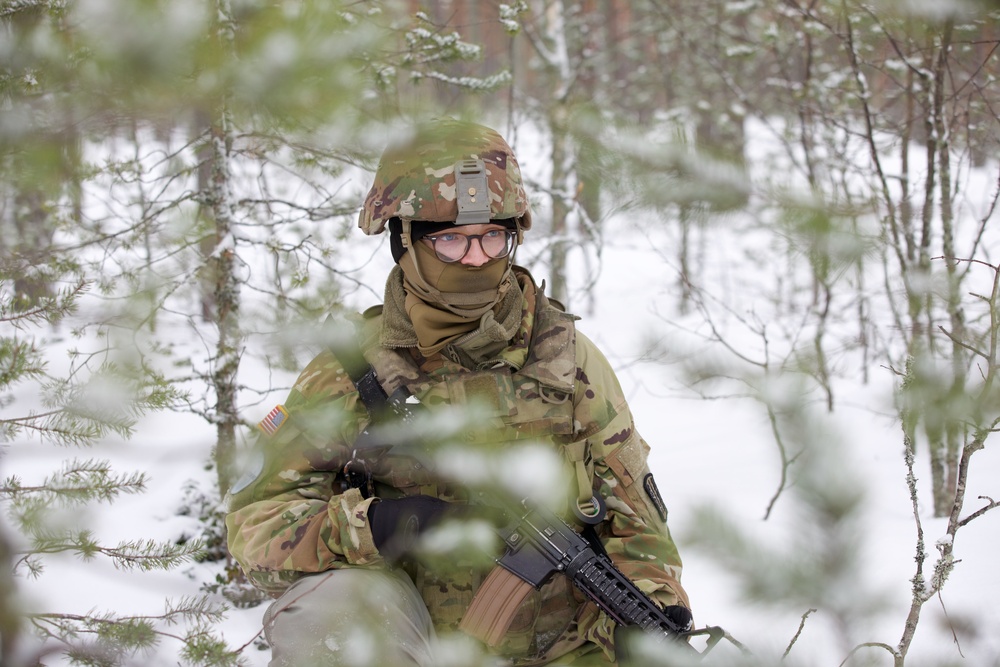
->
[459,566,536,647]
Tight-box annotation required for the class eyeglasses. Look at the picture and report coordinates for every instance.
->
[423,229,516,263]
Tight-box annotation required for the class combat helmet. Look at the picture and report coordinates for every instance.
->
[358,119,532,238]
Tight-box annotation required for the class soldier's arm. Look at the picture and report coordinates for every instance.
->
[571,333,691,654]
[225,350,382,595]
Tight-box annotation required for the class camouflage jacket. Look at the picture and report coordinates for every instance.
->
[226,270,689,664]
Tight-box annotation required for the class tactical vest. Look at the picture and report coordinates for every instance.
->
[343,296,591,662]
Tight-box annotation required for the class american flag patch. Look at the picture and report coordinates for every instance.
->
[257,405,289,436]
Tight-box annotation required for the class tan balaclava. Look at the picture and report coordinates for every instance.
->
[357,119,533,359]
[397,221,522,358]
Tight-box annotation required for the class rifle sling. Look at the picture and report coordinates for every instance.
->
[326,317,388,417]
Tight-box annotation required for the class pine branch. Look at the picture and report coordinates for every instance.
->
[15,532,204,573]
[102,539,207,572]
[0,338,47,389]
[2,459,148,515]
[28,596,238,666]
[0,279,89,329]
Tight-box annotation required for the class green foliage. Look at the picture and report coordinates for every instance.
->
[400,11,511,90]
[30,598,238,667]
[1,0,376,132]
[0,266,219,664]
[179,622,242,667]
[774,196,880,289]
[498,1,528,35]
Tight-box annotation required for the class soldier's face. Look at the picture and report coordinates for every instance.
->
[420,224,514,267]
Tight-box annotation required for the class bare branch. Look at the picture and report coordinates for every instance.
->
[784,608,817,658]
[958,495,1000,528]
[838,642,901,667]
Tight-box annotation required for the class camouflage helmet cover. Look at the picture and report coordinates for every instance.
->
[358,119,532,235]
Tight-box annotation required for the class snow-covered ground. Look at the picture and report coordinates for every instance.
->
[6,122,1000,666]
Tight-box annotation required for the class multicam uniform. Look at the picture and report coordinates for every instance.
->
[225,119,690,666]
[226,268,689,664]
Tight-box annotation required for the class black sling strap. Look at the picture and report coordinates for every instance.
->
[324,315,389,417]
[324,315,390,498]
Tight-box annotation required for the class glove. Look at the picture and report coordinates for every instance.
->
[367,495,451,563]
[662,604,694,632]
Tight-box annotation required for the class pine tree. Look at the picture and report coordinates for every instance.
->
[0,270,228,664]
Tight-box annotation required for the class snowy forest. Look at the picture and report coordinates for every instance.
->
[2,0,1000,665]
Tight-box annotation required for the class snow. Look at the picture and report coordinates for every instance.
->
[5,124,1000,667]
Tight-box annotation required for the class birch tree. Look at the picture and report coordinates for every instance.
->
[196,2,239,501]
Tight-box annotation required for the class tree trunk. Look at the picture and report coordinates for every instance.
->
[549,104,571,307]
[11,189,54,311]
[934,21,962,518]
[207,115,241,498]
[207,0,241,498]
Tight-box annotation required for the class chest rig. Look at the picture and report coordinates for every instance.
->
[331,300,613,656]
[329,293,588,499]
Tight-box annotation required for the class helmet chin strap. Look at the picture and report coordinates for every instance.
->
[400,220,516,318]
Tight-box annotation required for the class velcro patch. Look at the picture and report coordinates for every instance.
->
[643,472,668,523]
[258,404,289,436]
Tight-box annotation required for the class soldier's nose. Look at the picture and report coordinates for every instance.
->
[460,238,490,266]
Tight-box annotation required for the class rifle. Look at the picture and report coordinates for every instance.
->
[467,486,725,658]
[341,382,727,660]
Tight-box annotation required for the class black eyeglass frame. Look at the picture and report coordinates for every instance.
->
[422,229,517,263]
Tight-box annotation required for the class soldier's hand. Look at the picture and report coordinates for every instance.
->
[663,604,693,632]
[367,495,451,563]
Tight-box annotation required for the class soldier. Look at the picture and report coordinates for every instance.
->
[226,119,691,666]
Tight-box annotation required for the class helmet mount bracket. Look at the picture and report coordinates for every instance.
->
[454,158,491,225]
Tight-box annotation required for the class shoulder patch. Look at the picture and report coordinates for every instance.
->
[257,405,289,436]
[643,472,668,523]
